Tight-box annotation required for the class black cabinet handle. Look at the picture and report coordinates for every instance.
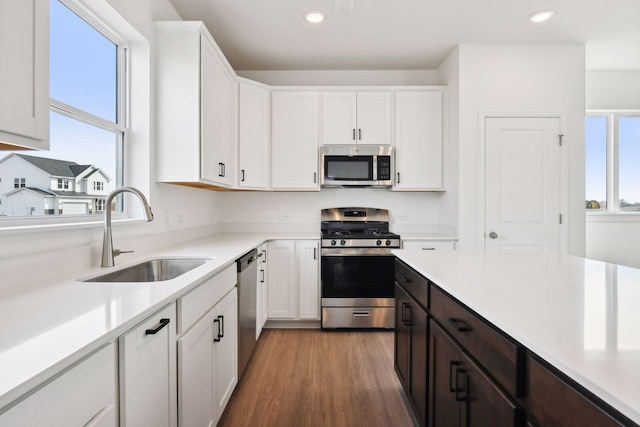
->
[313,247,317,260]
[241,169,245,182]
[260,269,265,283]
[397,172,400,184]
[213,318,221,342]
[401,302,408,323]
[222,163,226,177]
[218,315,224,338]
[218,163,223,177]
[402,276,413,283]
[448,318,470,332]
[403,304,412,326]
[353,129,356,140]
[313,172,317,184]
[145,318,170,335]
[449,361,461,392]
[455,368,467,402]
[358,129,362,140]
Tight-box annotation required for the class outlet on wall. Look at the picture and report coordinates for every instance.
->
[278,212,289,222]
[397,212,409,221]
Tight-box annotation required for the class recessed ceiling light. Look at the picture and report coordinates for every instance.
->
[529,9,555,23]
[305,11,325,23]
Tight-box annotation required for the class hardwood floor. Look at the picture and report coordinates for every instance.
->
[218,329,416,427]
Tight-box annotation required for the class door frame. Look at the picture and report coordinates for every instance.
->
[478,112,569,253]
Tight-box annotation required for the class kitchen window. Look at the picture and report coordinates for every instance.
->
[0,0,126,220]
[585,112,640,213]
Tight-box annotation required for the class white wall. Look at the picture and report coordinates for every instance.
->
[454,44,586,256]
[585,70,640,268]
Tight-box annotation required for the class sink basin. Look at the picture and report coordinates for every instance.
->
[83,258,211,283]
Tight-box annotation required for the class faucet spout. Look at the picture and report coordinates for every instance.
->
[101,187,154,267]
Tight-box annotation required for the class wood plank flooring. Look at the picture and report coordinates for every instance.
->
[218,329,416,427]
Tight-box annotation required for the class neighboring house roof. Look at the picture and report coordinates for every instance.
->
[3,187,56,198]
[3,187,107,199]
[11,154,93,178]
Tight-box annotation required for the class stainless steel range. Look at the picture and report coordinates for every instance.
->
[320,207,400,329]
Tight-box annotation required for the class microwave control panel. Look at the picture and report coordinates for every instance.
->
[377,156,391,180]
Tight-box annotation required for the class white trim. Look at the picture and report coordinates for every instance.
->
[50,100,126,133]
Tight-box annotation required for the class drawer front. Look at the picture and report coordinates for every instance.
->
[402,240,455,251]
[430,285,523,397]
[178,264,237,335]
[394,259,429,309]
[527,355,627,427]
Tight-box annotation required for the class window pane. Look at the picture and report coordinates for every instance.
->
[0,112,120,217]
[618,116,640,210]
[585,116,607,210]
[50,0,117,122]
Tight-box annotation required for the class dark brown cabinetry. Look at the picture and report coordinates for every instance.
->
[395,260,429,427]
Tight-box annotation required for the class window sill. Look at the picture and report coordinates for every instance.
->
[0,216,146,236]
[586,211,640,223]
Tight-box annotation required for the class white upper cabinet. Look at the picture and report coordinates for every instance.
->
[394,90,444,191]
[271,91,319,190]
[322,91,391,145]
[0,0,49,150]
[238,80,270,189]
[155,22,237,188]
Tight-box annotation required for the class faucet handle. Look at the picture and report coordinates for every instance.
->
[113,249,134,257]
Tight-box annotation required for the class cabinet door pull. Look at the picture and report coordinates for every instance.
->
[213,318,221,342]
[403,304,412,326]
[455,368,467,402]
[145,318,170,335]
[260,269,265,283]
[401,302,408,323]
[218,163,224,177]
[353,129,356,140]
[241,169,245,182]
[313,172,317,184]
[448,318,470,332]
[358,128,362,140]
[397,172,401,184]
[402,276,413,283]
[218,315,224,338]
[222,163,226,177]
[449,361,461,392]
[313,247,317,260]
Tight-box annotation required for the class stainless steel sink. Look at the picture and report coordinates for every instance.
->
[83,258,211,283]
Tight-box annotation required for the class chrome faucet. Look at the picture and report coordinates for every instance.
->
[101,187,154,267]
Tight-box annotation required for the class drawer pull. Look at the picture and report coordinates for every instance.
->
[213,318,221,342]
[402,276,413,283]
[448,318,470,332]
[353,311,371,317]
[145,318,170,335]
[422,247,436,251]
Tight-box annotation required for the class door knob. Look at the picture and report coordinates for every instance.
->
[488,232,498,239]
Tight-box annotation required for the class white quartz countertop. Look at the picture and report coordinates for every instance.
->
[393,249,640,425]
[0,232,317,409]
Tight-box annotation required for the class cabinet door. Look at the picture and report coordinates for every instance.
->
[119,304,177,427]
[177,308,215,427]
[357,92,392,145]
[271,92,319,190]
[200,36,221,183]
[322,92,357,145]
[297,240,320,320]
[394,91,443,191]
[239,82,270,189]
[429,320,462,427]
[213,288,238,424]
[0,343,116,427]
[0,0,49,149]
[394,284,412,392]
[461,352,525,427]
[410,302,429,427]
[216,62,236,187]
[267,240,297,318]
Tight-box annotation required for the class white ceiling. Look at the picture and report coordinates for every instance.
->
[167,0,640,71]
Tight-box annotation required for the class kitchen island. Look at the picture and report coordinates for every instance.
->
[393,248,640,426]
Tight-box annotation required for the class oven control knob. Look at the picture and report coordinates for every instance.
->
[340,239,346,246]
[386,239,392,246]
[331,240,337,246]
[376,239,382,246]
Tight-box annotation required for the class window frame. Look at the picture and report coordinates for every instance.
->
[586,110,640,216]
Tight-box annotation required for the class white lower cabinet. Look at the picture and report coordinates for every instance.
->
[267,240,320,321]
[256,243,268,338]
[119,304,177,427]
[0,343,117,427]
[177,288,238,427]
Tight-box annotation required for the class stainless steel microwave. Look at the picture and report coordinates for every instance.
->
[320,145,394,188]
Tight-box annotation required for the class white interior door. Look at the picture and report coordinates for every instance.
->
[485,117,561,252]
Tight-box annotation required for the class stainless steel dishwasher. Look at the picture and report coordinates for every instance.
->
[236,248,258,378]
